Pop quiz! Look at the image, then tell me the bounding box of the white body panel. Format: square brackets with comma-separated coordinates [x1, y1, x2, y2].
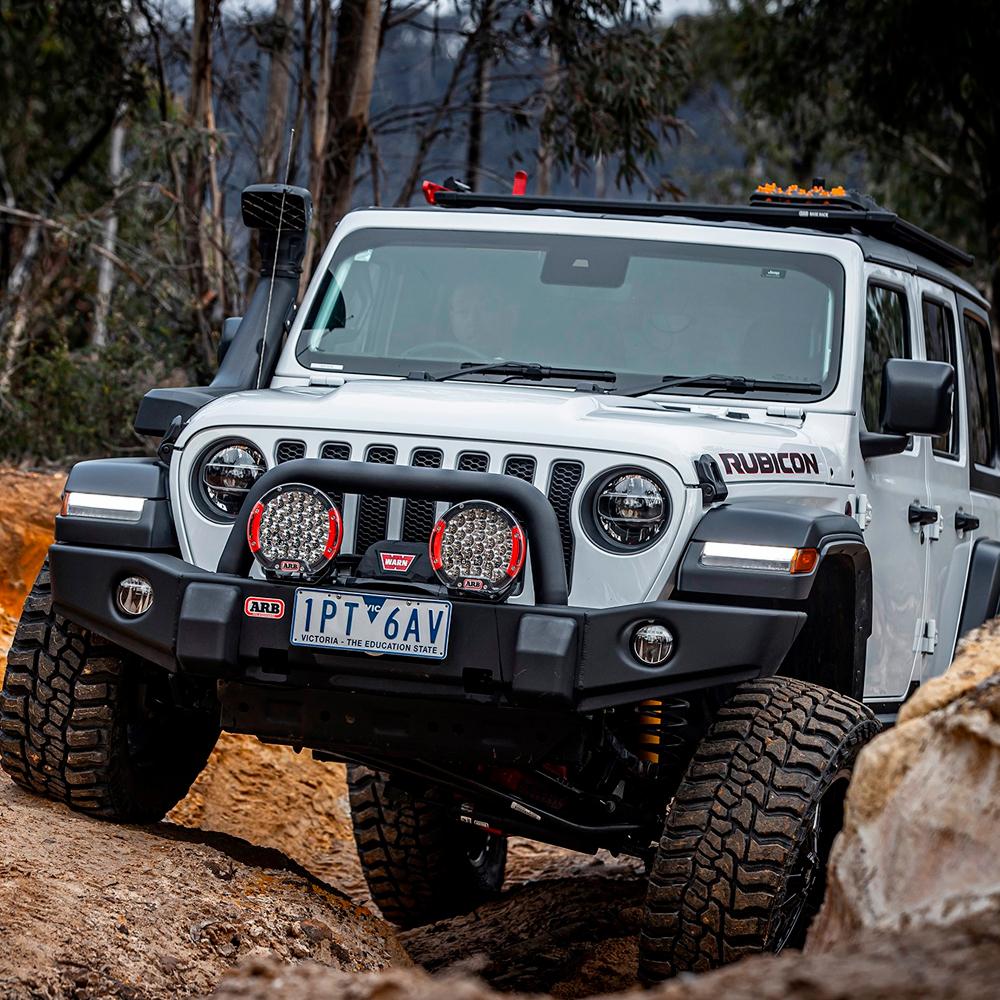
[166, 204, 999, 710]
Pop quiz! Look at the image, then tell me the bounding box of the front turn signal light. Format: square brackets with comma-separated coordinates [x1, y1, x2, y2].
[700, 541, 819, 575]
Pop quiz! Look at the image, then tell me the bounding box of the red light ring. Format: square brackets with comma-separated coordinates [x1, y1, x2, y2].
[506, 524, 526, 578]
[246, 483, 343, 580]
[247, 501, 265, 553]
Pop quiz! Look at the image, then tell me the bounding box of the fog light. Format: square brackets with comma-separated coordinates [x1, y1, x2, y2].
[117, 576, 154, 616]
[631, 622, 674, 665]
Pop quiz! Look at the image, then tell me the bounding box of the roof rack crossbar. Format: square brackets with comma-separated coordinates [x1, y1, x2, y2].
[430, 191, 973, 270]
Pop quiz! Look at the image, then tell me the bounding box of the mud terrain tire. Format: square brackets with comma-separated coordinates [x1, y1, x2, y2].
[348, 765, 507, 926]
[0, 564, 219, 822]
[639, 677, 879, 982]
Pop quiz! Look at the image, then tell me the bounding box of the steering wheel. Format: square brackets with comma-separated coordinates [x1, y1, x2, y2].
[400, 341, 491, 361]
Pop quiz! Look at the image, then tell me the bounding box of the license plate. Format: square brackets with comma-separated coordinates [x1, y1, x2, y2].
[290, 589, 451, 660]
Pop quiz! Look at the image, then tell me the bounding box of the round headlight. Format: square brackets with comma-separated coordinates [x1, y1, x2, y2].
[429, 500, 526, 596]
[587, 469, 669, 550]
[247, 482, 343, 580]
[198, 440, 267, 518]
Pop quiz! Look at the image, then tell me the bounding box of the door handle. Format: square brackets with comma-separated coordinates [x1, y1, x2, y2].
[955, 510, 980, 533]
[908, 503, 939, 526]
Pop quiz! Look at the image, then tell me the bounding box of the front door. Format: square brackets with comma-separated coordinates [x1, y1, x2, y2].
[856, 270, 927, 701]
[917, 280, 973, 681]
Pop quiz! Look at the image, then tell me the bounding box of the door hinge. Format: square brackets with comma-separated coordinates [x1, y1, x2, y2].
[849, 493, 872, 531]
[913, 618, 939, 655]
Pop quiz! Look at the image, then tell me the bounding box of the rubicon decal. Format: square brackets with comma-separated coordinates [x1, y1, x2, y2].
[717, 450, 823, 477]
[244, 596, 286, 619]
[379, 552, 417, 573]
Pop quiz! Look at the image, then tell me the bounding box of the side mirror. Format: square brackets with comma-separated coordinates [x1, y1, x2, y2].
[218, 316, 242, 366]
[861, 358, 955, 458]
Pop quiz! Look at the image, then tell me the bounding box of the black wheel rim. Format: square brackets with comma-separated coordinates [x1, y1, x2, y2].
[771, 774, 848, 952]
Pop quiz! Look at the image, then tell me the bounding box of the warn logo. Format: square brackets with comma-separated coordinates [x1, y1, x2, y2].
[718, 451, 821, 477]
[244, 596, 286, 619]
[379, 552, 416, 573]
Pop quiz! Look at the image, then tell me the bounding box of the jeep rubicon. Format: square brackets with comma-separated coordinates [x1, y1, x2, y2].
[5, 179, 999, 981]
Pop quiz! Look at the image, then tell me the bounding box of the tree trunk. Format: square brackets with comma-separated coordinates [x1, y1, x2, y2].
[536, 43, 560, 196]
[182, 0, 221, 369]
[466, 0, 495, 192]
[248, 0, 298, 297]
[0, 220, 42, 399]
[303, 0, 333, 282]
[92, 110, 126, 348]
[318, 0, 381, 241]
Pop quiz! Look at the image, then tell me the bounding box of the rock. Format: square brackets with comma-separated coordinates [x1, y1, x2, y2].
[808, 652, 1000, 949]
[0, 774, 407, 998]
[209, 919, 1000, 1000]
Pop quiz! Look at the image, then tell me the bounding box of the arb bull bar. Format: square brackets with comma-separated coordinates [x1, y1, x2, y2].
[49, 459, 805, 763]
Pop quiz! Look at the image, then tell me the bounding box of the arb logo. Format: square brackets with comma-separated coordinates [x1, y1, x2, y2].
[461, 578, 485, 591]
[277, 559, 302, 574]
[244, 596, 286, 619]
[379, 552, 416, 573]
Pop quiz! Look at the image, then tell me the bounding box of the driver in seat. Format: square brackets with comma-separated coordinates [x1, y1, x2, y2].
[446, 280, 520, 359]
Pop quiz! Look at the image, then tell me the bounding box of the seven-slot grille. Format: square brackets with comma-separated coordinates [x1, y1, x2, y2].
[275, 439, 306, 463]
[305, 443, 581, 588]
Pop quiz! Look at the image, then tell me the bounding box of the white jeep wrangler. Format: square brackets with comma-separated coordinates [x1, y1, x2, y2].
[4, 180, 997, 980]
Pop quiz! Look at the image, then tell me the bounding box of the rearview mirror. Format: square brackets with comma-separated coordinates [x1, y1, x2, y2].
[861, 358, 954, 458]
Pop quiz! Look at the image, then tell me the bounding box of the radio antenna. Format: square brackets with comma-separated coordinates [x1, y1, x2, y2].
[255, 127, 296, 390]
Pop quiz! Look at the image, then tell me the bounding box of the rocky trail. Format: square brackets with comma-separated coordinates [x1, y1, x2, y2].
[1, 466, 999, 998]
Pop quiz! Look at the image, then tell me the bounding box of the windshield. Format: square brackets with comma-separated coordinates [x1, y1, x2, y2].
[296, 228, 845, 398]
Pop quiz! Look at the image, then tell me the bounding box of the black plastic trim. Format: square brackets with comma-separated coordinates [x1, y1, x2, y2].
[63, 457, 169, 498]
[56, 458, 178, 551]
[134, 386, 233, 437]
[678, 501, 865, 601]
[958, 538, 1000, 638]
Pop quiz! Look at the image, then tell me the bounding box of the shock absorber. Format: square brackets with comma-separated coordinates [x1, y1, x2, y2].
[635, 697, 691, 766]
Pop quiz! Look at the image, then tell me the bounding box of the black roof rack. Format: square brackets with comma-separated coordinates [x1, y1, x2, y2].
[429, 189, 974, 271]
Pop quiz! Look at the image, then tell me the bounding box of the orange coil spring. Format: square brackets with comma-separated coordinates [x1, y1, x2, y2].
[635, 698, 690, 765]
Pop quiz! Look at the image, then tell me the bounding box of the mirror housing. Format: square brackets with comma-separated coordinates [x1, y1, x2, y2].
[218, 316, 242, 366]
[861, 359, 955, 459]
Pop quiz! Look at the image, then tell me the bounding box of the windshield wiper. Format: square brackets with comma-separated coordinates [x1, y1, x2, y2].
[416, 361, 618, 384]
[619, 373, 823, 398]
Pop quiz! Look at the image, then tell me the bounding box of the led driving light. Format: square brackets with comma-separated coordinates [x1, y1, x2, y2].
[62, 492, 146, 522]
[631, 622, 674, 665]
[700, 541, 819, 574]
[247, 482, 343, 580]
[429, 500, 526, 596]
[116, 576, 154, 616]
[588, 470, 669, 550]
[198, 440, 267, 518]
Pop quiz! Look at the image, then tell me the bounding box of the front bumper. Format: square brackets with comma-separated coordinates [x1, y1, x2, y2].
[49, 543, 805, 715]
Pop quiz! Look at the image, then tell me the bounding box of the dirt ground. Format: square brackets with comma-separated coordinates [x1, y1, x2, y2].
[3, 465, 1000, 998]
[0, 466, 64, 674]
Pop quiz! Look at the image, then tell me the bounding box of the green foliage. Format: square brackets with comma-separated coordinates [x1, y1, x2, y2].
[542, 12, 688, 192]
[710, 0, 1000, 301]
[3, 337, 173, 463]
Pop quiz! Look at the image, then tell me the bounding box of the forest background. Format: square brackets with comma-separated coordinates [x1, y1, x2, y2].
[1, 0, 997, 462]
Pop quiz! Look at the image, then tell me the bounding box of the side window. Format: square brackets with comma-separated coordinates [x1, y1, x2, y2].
[922, 298, 959, 457]
[962, 312, 998, 469]
[864, 283, 910, 433]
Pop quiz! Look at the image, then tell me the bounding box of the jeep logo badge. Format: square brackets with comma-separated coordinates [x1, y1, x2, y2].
[379, 552, 417, 573]
[244, 596, 286, 619]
